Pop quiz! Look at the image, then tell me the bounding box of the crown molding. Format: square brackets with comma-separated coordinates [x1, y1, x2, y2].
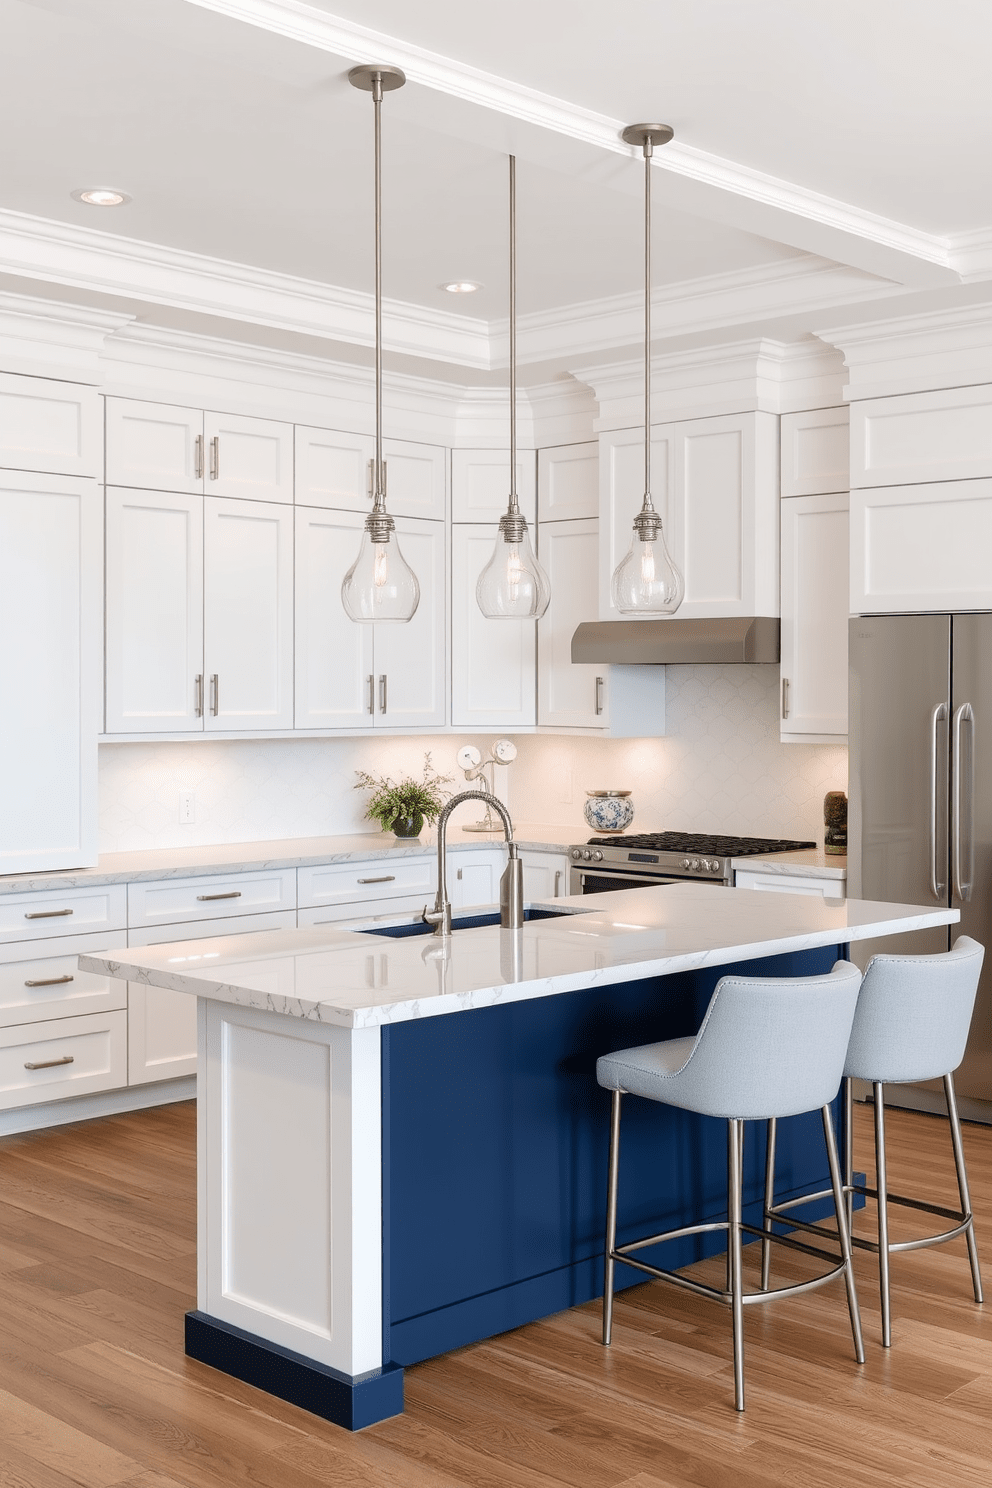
[814, 300, 992, 399]
[0, 289, 134, 380]
[947, 227, 992, 283]
[186, 0, 957, 277]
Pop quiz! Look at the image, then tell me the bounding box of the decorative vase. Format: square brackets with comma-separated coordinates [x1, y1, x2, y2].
[584, 790, 635, 834]
[391, 812, 424, 838]
[823, 791, 847, 855]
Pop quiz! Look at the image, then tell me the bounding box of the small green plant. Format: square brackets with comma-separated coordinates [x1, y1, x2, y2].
[354, 753, 454, 835]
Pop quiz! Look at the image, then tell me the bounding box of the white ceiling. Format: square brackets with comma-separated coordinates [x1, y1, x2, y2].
[3, 0, 992, 375]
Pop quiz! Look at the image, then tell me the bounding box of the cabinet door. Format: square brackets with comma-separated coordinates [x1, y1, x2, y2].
[780, 494, 849, 740]
[781, 408, 849, 498]
[450, 525, 536, 729]
[295, 425, 375, 512]
[373, 517, 446, 729]
[599, 426, 676, 621]
[451, 448, 536, 523]
[449, 850, 504, 908]
[105, 488, 204, 733]
[851, 478, 992, 614]
[106, 398, 203, 493]
[519, 850, 569, 901]
[538, 442, 598, 522]
[203, 497, 294, 730]
[295, 506, 374, 729]
[203, 411, 293, 504]
[538, 519, 605, 728]
[0, 374, 100, 478]
[382, 438, 446, 520]
[0, 472, 100, 873]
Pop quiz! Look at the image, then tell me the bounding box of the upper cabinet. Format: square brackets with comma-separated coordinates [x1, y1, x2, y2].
[599, 412, 779, 621]
[780, 408, 850, 498]
[780, 493, 850, 742]
[296, 426, 445, 521]
[451, 448, 536, 523]
[106, 397, 292, 503]
[0, 374, 101, 479]
[537, 442, 598, 522]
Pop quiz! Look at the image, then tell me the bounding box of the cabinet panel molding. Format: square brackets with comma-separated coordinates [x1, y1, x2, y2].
[0, 374, 100, 478]
[106, 397, 203, 494]
[852, 478, 992, 613]
[203, 411, 293, 504]
[295, 425, 375, 512]
[781, 407, 850, 498]
[780, 493, 849, 741]
[852, 386, 992, 489]
[451, 448, 536, 524]
[538, 442, 598, 522]
[450, 524, 536, 728]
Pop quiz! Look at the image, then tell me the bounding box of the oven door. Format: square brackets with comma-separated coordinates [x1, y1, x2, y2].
[570, 866, 686, 894]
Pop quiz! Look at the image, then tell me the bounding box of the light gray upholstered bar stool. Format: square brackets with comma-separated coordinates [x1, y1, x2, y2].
[762, 936, 984, 1347]
[597, 960, 865, 1412]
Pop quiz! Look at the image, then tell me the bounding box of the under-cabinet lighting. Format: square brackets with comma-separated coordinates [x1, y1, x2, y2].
[71, 187, 130, 206]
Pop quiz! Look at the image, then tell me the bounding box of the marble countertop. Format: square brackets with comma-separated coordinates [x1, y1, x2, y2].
[731, 849, 846, 879]
[79, 884, 956, 1031]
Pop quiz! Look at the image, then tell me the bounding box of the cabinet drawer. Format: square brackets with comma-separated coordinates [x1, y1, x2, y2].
[0, 885, 127, 946]
[734, 870, 845, 898]
[298, 858, 435, 910]
[0, 1011, 127, 1111]
[127, 870, 296, 930]
[298, 894, 431, 928]
[0, 931, 127, 1028]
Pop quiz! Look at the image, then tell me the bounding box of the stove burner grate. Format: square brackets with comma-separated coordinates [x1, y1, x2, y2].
[587, 832, 817, 856]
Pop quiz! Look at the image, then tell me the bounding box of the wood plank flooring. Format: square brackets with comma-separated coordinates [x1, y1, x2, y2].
[1, 1098, 990, 1487]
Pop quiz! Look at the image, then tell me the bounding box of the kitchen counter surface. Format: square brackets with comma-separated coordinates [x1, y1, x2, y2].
[731, 848, 847, 879]
[81, 883, 954, 1030]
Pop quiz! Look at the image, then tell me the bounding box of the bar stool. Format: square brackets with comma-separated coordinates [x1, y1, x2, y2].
[597, 960, 865, 1412]
[762, 935, 984, 1347]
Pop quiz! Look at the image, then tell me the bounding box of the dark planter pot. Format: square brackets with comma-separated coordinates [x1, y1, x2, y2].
[391, 813, 424, 839]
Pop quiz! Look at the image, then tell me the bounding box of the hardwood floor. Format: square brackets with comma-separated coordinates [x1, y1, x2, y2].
[1, 1098, 991, 1488]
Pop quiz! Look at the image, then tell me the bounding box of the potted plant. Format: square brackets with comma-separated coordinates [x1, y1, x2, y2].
[354, 753, 454, 838]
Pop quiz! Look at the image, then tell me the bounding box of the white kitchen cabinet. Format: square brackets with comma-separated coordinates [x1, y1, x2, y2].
[451, 448, 536, 524]
[299, 856, 435, 915]
[0, 883, 126, 949]
[0, 931, 128, 1030]
[379, 439, 446, 521]
[0, 1011, 128, 1111]
[0, 373, 100, 478]
[126, 908, 297, 1085]
[295, 508, 445, 730]
[127, 868, 296, 932]
[203, 497, 295, 731]
[780, 493, 849, 741]
[450, 524, 536, 729]
[106, 397, 204, 493]
[850, 384, 992, 489]
[538, 442, 598, 521]
[519, 849, 569, 901]
[0, 471, 100, 873]
[734, 868, 845, 899]
[599, 412, 778, 621]
[449, 848, 505, 908]
[295, 427, 445, 520]
[780, 408, 850, 498]
[538, 518, 604, 729]
[202, 411, 293, 504]
[851, 478, 992, 614]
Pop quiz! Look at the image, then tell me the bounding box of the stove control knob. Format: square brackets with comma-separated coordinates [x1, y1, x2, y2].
[593, 850, 604, 862]
[711, 861, 722, 873]
[582, 849, 592, 861]
[681, 858, 691, 870]
[690, 858, 701, 872]
[571, 848, 581, 860]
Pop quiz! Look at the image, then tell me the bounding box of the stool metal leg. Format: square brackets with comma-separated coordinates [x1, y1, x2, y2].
[843, 1076, 854, 1235]
[873, 1081, 892, 1347]
[944, 1072, 983, 1305]
[761, 1117, 777, 1291]
[821, 1102, 865, 1364]
[603, 1088, 622, 1345]
[727, 1121, 744, 1294]
[728, 1118, 745, 1412]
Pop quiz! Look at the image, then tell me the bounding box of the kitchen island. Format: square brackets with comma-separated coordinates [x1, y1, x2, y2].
[81, 884, 957, 1429]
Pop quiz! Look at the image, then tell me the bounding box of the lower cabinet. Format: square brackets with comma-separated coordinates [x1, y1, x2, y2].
[449, 848, 505, 908]
[734, 868, 845, 899]
[519, 849, 570, 901]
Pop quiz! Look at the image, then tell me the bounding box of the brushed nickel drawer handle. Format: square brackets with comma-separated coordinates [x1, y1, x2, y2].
[196, 891, 242, 901]
[357, 875, 395, 885]
[194, 433, 204, 480]
[24, 1055, 74, 1071]
[210, 674, 219, 716]
[195, 673, 203, 717]
[210, 435, 219, 480]
[25, 908, 73, 920]
[24, 974, 74, 988]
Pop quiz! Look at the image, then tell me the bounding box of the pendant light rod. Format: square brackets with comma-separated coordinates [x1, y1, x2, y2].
[509, 154, 517, 513]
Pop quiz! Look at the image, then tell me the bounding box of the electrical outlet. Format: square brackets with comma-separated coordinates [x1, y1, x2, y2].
[179, 790, 195, 824]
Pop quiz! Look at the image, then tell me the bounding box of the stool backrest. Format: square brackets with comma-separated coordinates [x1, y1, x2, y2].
[676, 961, 863, 1120]
[844, 935, 984, 1084]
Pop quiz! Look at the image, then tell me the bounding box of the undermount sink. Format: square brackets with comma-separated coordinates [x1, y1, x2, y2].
[357, 907, 569, 939]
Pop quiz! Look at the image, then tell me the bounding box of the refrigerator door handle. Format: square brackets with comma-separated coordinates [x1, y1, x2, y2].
[952, 702, 975, 903]
[930, 701, 949, 900]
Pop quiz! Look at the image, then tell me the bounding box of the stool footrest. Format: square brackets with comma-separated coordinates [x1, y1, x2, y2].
[767, 1186, 974, 1256]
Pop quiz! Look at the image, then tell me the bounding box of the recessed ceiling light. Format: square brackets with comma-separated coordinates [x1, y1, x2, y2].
[71, 187, 131, 207]
[440, 280, 482, 294]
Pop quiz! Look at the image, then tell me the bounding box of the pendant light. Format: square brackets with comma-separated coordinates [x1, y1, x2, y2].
[476, 156, 550, 620]
[341, 66, 420, 624]
[610, 124, 684, 617]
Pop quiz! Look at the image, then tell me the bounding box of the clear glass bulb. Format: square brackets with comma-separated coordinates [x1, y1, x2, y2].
[611, 519, 684, 615]
[476, 520, 550, 619]
[341, 528, 420, 623]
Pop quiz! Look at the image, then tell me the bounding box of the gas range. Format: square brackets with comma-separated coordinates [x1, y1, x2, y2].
[567, 831, 817, 894]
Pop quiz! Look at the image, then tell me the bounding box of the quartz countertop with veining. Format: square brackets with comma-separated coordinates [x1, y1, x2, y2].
[79, 884, 956, 1031]
[731, 848, 847, 879]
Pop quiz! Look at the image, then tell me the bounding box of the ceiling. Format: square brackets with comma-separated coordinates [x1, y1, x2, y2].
[3, 0, 992, 378]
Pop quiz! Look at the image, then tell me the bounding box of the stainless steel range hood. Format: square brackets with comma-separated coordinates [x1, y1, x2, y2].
[570, 617, 780, 665]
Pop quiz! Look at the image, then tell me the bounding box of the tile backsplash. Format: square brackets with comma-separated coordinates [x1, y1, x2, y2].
[98, 666, 847, 853]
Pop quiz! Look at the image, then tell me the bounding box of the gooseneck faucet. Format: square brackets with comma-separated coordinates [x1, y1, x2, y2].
[423, 790, 523, 937]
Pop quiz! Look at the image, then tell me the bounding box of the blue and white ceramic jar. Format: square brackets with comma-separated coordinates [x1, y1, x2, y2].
[584, 790, 635, 834]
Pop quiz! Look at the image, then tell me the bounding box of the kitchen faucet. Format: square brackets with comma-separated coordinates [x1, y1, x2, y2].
[423, 790, 523, 937]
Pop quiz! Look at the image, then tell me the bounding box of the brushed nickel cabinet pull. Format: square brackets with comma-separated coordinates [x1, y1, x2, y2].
[196, 891, 242, 901]
[595, 676, 604, 716]
[379, 674, 387, 714]
[211, 674, 219, 716]
[367, 674, 375, 715]
[781, 677, 790, 719]
[554, 870, 562, 897]
[194, 673, 203, 717]
[210, 435, 219, 480]
[357, 875, 395, 885]
[25, 908, 73, 920]
[24, 974, 74, 988]
[194, 433, 204, 481]
[25, 1055, 74, 1071]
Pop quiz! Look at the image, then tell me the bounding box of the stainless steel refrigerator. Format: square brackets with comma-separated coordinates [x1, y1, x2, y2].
[849, 613, 992, 1120]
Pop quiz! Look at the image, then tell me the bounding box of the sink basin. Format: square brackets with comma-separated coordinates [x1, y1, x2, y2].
[358, 907, 569, 939]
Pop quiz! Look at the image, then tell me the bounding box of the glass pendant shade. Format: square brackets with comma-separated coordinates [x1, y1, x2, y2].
[476, 513, 550, 619]
[341, 520, 420, 623]
[611, 512, 684, 615]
